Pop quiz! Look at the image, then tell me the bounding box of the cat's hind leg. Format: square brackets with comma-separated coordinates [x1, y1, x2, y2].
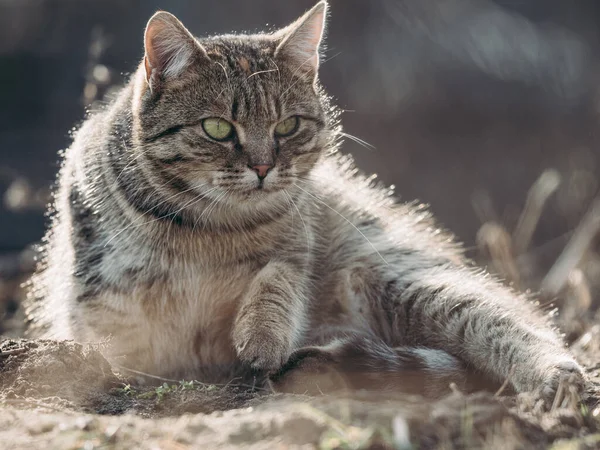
[353, 255, 586, 404]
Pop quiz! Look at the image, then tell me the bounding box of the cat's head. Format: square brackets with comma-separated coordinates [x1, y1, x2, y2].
[131, 1, 337, 207]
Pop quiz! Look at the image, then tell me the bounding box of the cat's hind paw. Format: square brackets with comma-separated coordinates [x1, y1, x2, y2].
[537, 360, 586, 408]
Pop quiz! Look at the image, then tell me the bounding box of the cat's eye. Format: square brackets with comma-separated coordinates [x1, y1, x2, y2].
[202, 118, 234, 141]
[274, 116, 300, 137]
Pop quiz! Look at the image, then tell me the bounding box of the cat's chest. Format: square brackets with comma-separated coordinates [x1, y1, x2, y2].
[98, 245, 260, 331]
[102, 236, 259, 294]
[93, 255, 258, 377]
[166, 263, 254, 317]
[144, 259, 256, 314]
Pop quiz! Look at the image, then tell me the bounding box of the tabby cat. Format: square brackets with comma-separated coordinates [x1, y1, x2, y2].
[27, 1, 584, 400]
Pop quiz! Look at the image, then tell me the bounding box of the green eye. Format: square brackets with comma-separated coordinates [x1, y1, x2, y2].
[274, 116, 300, 137]
[202, 118, 234, 141]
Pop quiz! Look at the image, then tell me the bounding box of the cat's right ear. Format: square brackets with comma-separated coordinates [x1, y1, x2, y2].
[144, 11, 207, 92]
[274, 1, 328, 80]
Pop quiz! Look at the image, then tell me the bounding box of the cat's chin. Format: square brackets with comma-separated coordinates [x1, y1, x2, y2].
[226, 186, 282, 201]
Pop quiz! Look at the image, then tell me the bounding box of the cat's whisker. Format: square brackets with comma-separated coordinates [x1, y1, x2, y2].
[214, 61, 232, 95]
[295, 175, 398, 219]
[106, 182, 206, 243]
[280, 54, 318, 102]
[284, 189, 310, 253]
[282, 188, 294, 231]
[205, 190, 230, 227]
[338, 131, 376, 151]
[167, 187, 216, 226]
[194, 189, 228, 231]
[105, 184, 217, 246]
[176, 187, 221, 226]
[321, 51, 342, 65]
[109, 139, 162, 192]
[113, 185, 217, 243]
[293, 183, 389, 265]
[267, 57, 282, 91]
[246, 68, 278, 80]
[111, 138, 142, 189]
[213, 85, 229, 103]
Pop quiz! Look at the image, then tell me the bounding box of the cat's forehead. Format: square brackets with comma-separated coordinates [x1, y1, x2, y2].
[184, 35, 317, 122]
[201, 35, 277, 74]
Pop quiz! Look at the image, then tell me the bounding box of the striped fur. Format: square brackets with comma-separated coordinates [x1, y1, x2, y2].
[26, 2, 584, 399]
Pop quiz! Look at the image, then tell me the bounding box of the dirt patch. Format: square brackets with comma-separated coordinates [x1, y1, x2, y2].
[0, 339, 260, 418]
[0, 337, 599, 449]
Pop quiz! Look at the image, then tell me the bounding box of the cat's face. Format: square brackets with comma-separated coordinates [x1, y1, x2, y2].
[132, 2, 334, 208]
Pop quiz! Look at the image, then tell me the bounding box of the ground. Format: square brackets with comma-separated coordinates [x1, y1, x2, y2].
[0, 327, 599, 449]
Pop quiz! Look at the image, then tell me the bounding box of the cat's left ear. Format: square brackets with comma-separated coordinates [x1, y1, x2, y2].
[274, 1, 328, 79]
[144, 11, 208, 92]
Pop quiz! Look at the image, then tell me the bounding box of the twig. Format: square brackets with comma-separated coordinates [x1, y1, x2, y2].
[471, 190, 499, 224]
[513, 169, 561, 254]
[114, 364, 270, 392]
[449, 382, 462, 395]
[476, 222, 520, 286]
[541, 196, 600, 297]
[495, 365, 516, 397]
[0, 348, 27, 357]
[563, 268, 592, 314]
[1, 399, 74, 414]
[551, 379, 566, 412]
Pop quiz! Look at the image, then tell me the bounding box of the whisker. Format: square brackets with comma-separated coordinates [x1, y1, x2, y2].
[194, 190, 228, 231]
[110, 138, 145, 190]
[167, 187, 217, 226]
[338, 131, 376, 151]
[321, 51, 342, 65]
[105, 184, 217, 246]
[213, 85, 229, 103]
[280, 54, 318, 102]
[283, 188, 294, 230]
[293, 183, 389, 265]
[267, 57, 282, 91]
[295, 174, 399, 219]
[206, 190, 230, 227]
[214, 61, 232, 94]
[246, 68, 278, 80]
[284, 189, 310, 253]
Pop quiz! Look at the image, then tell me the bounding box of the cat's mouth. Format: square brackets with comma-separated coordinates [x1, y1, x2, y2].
[251, 177, 284, 193]
[236, 182, 284, 198]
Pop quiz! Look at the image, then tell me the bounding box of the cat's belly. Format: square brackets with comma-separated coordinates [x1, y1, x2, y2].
[72, 267, 255, 381]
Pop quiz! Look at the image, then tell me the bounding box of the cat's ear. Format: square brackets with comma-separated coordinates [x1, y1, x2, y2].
[144, 11, 207, 91]
[275, 1, 328, 79]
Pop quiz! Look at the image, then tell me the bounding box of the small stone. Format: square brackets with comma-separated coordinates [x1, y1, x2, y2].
[27, 420, 56, 435]
[25, 388, 39, 398]
[75, 416, 96, 431]
[5, 390, 17, 399]
[280, 416, 325, 445]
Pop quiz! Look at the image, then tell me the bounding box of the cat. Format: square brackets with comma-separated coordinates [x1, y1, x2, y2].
[26, 1, 584, 401]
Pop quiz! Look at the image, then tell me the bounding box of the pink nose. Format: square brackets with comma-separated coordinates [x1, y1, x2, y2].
[251, 164, 272, 179]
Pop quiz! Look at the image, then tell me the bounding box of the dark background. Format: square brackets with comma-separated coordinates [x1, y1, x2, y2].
[1, 0, 600, 262]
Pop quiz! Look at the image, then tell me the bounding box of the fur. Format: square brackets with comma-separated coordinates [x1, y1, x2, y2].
[26, 1, 584, 400]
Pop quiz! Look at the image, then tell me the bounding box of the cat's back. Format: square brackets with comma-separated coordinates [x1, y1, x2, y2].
[311, 153, 461, 259]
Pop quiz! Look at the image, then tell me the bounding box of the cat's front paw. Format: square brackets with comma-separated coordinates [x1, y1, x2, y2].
[232, 321, 292, 371]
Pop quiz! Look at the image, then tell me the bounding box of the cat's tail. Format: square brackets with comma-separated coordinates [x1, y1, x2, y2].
[269, 333, 498, 398]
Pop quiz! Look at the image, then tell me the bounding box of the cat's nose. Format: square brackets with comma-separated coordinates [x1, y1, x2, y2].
[250, 164, 273, 180]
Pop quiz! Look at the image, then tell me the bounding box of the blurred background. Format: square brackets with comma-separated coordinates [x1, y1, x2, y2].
[1, 0, 600, 338]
